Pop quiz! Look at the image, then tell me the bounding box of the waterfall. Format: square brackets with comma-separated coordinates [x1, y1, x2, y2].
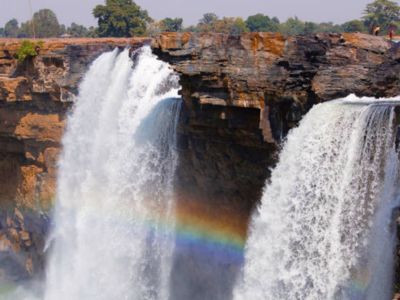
[44, 46, 182, 300]
[235, 100, 400, 300]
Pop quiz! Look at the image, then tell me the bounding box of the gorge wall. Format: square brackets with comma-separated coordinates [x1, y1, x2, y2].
[0, 38, 149, 282]
[0, 32, 400, 290]
[151, 32, 400, 296]
[151, 31, 400, 222]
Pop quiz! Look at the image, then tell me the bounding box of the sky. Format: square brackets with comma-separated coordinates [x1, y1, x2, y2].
[0, 0, 385, 28]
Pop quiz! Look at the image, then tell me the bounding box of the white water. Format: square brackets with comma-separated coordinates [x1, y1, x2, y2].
[235, 101, 400, 300]
[44, 46, 181, 300]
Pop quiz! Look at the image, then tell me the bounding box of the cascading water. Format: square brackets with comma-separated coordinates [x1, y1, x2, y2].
[44, 46, 182, 300]
[235, 99, 400, 300]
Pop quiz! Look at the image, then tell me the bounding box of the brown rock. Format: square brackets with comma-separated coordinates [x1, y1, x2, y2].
[0, 37, 150, 282]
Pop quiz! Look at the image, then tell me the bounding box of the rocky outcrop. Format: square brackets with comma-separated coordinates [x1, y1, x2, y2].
[152, 32, 400, 298]
[152, 32, 400, 142]
[0, 37, 149, 283]
[152, 31, 400, 210]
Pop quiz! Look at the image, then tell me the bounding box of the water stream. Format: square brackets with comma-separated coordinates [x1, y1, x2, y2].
[44, 46, 181, 300]
[235, 100, 400, 300]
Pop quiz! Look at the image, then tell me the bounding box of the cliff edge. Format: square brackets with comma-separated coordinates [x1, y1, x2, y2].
[0, 37, 149, 283]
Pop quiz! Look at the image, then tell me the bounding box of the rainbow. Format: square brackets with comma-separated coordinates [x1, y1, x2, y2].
[347, 269, 372, 299]
[58, 194, 249, 267]
[173, 201, 247, 266]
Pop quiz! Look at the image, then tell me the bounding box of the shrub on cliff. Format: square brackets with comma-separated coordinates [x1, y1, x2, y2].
[93, 0, 153, 37]
[15, 40, 44, 62]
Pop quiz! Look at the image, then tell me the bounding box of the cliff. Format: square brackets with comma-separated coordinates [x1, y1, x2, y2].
[0, 37, 149, 282]
[152, 32, 400, 297]
[1, 32, 399, 291]
[152, 32, 400, 141]
[151, 32, 400, 216]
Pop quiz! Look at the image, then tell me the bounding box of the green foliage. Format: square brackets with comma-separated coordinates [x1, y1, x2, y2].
[198, 13, 219, 26]
[362, 0, 400, 30]
[233, 17, 249, 34]
[213, 18, 235, 34]
[5, 19, 19, 38]
[161, 18, 183, 32]
[304, 22, 318, 34]
[317, 22, 343, 33]
[88, 26, 99, 38]
[0, 28, 5, 37]
[15, 40, 44, 62]
[272, 17, 280, 24]
[343, 20, 368, 33]
[182, 25, 197, 33]
[279, 16, 305, 35]
[33, 9, 61, 37]
[93, 0, 153, 37]
[18, 22, 32, 38]
[67, 23, 89, 37]
[246, 14, 278, 32]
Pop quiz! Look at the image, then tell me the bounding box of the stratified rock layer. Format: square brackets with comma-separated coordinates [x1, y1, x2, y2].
[0, 38, 149, 282]
[152, 32, 400, 298]
[152, 32, 400, 208]
[153, 32, 400, 141]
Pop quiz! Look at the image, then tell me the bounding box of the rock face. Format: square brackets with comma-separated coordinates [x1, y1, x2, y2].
[152, 32, 400, 298]
[152, 31, 400, 209]
[152, 32, 400, 141]
[0, 37, 149, 283]
[1, 32, 400, 293]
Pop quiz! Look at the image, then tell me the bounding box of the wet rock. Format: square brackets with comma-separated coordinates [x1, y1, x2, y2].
[0, 37, 150, 282]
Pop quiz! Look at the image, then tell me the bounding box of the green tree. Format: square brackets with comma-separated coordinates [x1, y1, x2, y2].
[279, 16, 305, 35]
[18, 22, 32, 38]
[88, 26, 99, 37]
[232, 17, 249, 34]
[146, 21, 163, 36]
[317, 22, 343, 33]
[60, 24, 66, 35]
[272, 17, 280, 24]
[161, 18, 183, 32]
[213, 18, 234, 33]
[5, 19, 19, 38]
[93, 0, 153, 37]
[304, 22, 318, 34]
[362, 0, 400, 30]
[182, 25, 197, 32]
[246, 14, 278, 32]
[33, 9, 61, 37]
[198, 13, 219, 26]
[67, 23, 89, 37]
[343, 20, 368, 33]
[0, 28, 4, 37]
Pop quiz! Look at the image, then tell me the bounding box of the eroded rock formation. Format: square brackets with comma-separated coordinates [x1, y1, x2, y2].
[1, 32, 400, 293]
[0, 38, 149, 282]
[152, 32, 400, 297]
[152, 32, 400, 219]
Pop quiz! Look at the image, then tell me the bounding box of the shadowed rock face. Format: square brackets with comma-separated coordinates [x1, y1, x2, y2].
[152, 32, 400, 298]
[0, 38, 149, 283]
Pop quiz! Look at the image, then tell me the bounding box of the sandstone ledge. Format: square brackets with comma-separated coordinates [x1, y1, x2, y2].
[152, 32, 400, 142]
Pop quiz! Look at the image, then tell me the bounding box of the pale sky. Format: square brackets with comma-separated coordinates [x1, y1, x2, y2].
[0, 0, 386, 28]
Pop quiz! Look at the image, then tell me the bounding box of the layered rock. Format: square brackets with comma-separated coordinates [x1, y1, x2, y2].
[152, 32, 400, 141]
[152, 32, 400, 219]
[152, 32, 400, 298]
[0, 37, 149, 283]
